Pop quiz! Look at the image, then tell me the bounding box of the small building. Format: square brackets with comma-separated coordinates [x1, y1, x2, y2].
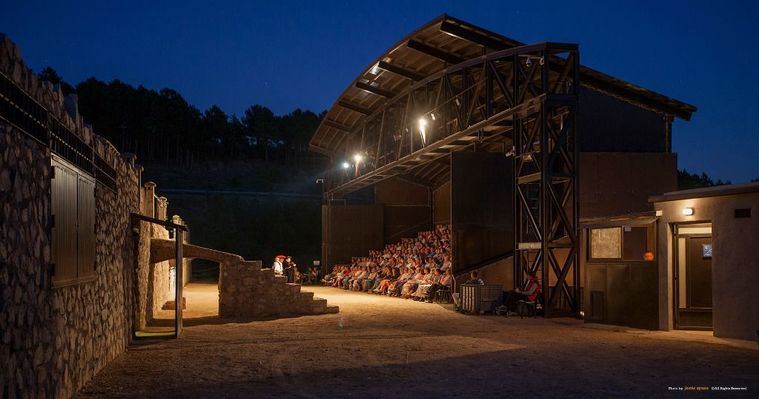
[582, 183, 759, 341]
[651, 183, 759, 341]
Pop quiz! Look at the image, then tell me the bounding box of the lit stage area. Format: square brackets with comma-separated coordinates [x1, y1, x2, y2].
[80, 285, 758, 398]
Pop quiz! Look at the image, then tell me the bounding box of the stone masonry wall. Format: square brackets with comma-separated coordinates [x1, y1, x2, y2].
[134, 183, 192, 329]
[151, 197, 173, 314]
[219, 261, 334, 318]
[0, 35, 142, 398]
[0, 119, 54, 398]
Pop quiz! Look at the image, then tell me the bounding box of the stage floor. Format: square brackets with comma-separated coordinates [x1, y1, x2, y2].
[82, 286, 758, 398]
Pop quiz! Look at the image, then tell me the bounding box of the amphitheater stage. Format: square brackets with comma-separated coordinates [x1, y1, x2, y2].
[80, 286, 758, 398]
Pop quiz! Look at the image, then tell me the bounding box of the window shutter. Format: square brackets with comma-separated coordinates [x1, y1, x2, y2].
[52, 161, 79, 286]
[77, 176, 96, 279]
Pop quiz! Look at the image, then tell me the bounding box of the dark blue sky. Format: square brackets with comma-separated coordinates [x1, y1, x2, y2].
[3, 0, 758, 182]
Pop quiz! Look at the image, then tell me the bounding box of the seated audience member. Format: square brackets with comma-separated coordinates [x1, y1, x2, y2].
[374, 267, 397, 294]
[413, 268, 439, 300]
[388, 267, 411, 296]
[427, 268, 452, 301]
[309, 267, 320, 284]
[346, 266, 362, 290]
[441, 254, 452, 271]
[352, 266, 369, 291]
[321, 267, 337, 285]
[401, 267, 427, 298]
[503, 271, 541, 312]
[363, 267, 379, 291]
[336, 267, 351, 288]
[464, 271, 484, 285]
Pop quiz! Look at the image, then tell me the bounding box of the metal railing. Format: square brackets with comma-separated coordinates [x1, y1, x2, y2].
[0, 71, 118, 192]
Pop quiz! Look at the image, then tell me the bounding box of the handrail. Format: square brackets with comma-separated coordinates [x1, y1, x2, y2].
[130, 213, 188, 231]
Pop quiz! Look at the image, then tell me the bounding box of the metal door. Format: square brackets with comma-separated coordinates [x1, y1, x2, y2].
[673, 224, 713, 329]
[686, 236, 712, 309]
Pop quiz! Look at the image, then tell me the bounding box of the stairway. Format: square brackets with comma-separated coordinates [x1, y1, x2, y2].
[149, 238, 338, 318]
[218, 260, 338, 318]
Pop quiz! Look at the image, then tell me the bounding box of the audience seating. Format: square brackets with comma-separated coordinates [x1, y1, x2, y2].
[320, 225, 453, 304]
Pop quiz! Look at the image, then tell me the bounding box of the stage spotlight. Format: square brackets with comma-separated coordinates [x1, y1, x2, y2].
[341, 161, 351, 169]
[353, 153, 364, 163]
[418, 117, 428, 145]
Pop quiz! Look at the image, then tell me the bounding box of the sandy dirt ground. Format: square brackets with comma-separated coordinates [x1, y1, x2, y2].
[78, 284, 758, 398]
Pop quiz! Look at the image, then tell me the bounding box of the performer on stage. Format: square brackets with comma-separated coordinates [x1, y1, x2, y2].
[273, 256, 284, 276]
[284, 256, 296, 283]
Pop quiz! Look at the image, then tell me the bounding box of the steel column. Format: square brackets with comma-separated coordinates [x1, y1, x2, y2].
[175, 229, 183, 338]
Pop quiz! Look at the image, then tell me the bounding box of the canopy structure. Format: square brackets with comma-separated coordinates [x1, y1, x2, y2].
[312, 15, 695, 317]
[311, 14, 696, 175]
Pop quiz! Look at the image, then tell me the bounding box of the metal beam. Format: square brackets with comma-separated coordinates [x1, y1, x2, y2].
[323, 119, 353, 132]
[406, 39, 464, 64]
[328, 95, 543, 196]
[439, 20, 509, 50]
[337, 100, 372, 115]
[377, 61, 424, 81]
[355, 81, 396, 98]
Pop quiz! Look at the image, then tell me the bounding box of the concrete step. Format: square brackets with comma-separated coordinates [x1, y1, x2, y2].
[286, 283, 301, 294]
[311, 298, 327, 313]
[324, 305, 340, 314]
[299, 291, 314, 301]
[273, 275, 287, 284]
[161, 297, 186, 310]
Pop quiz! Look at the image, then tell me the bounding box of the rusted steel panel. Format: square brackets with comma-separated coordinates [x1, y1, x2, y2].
[321, 204, 383, 271]
[450, 152, 514, 276]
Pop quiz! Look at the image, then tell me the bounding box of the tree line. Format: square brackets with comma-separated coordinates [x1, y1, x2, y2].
[677, 169, 731, 190]
[38, 68, 748, 185]
[38, 67, 326, 168]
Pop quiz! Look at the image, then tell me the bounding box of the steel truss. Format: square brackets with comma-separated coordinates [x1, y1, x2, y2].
[326, 42, 580, 315]
[513, 80, 580, 317]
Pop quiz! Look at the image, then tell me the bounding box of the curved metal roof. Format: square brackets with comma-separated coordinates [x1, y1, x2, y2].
[310, 14, 696, 156]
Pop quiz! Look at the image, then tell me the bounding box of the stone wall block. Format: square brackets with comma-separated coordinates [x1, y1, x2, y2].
[1, 35, 143, 398]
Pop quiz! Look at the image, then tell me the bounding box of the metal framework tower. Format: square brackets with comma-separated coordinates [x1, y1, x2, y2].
[513, 50, 580, 317]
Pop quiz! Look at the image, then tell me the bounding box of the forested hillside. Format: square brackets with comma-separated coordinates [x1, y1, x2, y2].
[37, 67, 327, 272]
[39, 67, 326, 172]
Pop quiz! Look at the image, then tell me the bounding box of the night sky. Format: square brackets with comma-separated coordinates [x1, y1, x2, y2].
[3, 0, 758, 183]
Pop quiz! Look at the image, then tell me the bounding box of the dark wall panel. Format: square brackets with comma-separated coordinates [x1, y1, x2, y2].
[578, 87, 667, 153]
[451, 152, 514, 275]
[433, 181, 451, 225]
[374, 178, 429, 206]
[322, 205, 383, 272]
[383, 205, 431, 243]
[580, 152, 677, 219]
[584, 261, 659, 330]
